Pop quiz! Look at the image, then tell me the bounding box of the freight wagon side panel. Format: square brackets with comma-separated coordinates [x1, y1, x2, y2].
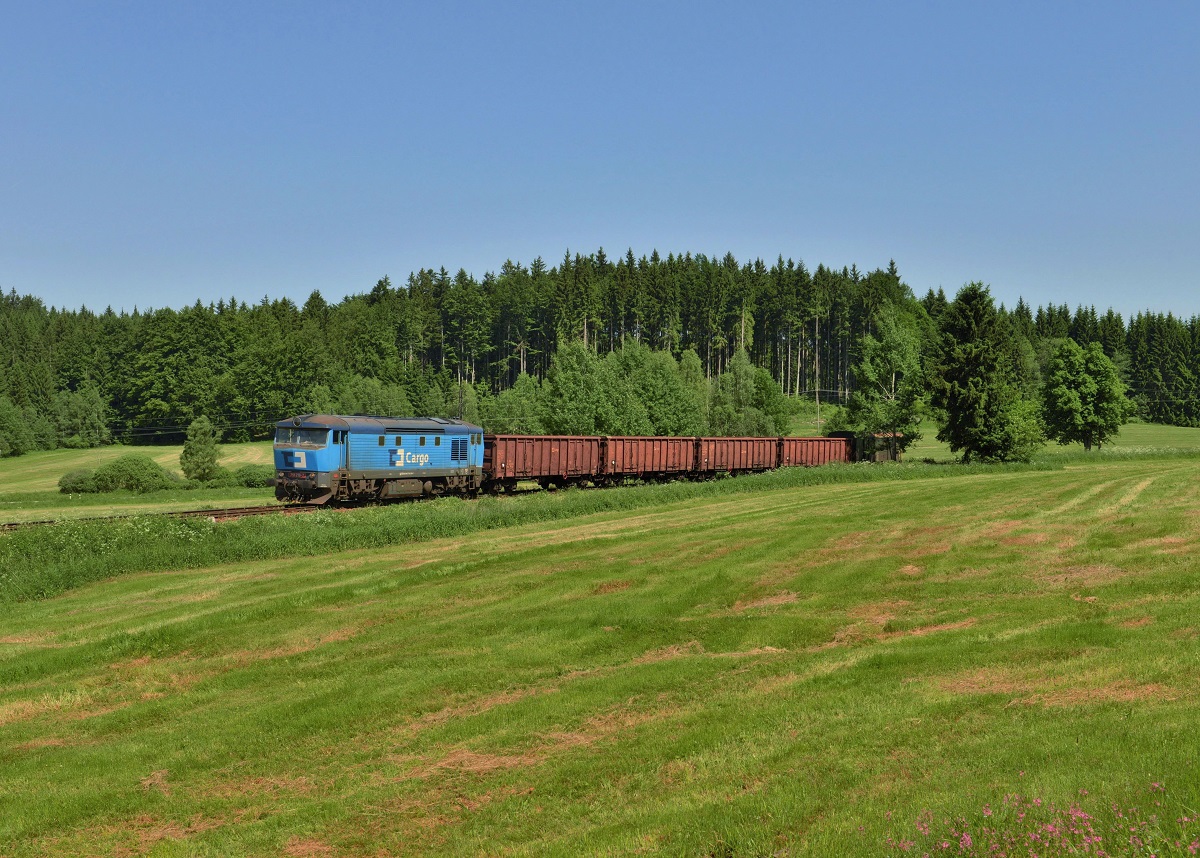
[485, 435, 602, 481]
[779, 437, 852, 467]
[604, 437, 694, 477]
[698, 437, 777, 473]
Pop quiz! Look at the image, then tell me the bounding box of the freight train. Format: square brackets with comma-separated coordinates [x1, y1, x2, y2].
[273, 414, 858, 505]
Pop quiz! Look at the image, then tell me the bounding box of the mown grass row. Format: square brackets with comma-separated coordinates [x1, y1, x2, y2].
[4, 453, 1200, 855]
[6, 448, 1200, 606]
[1, 458, 1053, 605]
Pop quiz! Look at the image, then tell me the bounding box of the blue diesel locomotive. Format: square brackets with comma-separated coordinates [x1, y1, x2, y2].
[274, 414, 485, 504]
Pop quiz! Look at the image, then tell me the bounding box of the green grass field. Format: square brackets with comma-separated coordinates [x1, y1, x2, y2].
[3, 442, 1200, 855]
[0, 442, 275, 523]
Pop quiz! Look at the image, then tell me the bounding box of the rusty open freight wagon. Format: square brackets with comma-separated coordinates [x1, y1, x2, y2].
[483, 435, 603, 491]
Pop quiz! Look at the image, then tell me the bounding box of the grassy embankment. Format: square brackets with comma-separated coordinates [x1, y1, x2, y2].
[3, 442, 1200, 855]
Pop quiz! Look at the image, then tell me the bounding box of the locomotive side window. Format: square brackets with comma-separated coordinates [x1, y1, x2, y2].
[378, 436, 385, 446]
[419, 436, 426, 446]
[434, 436, 441, 446]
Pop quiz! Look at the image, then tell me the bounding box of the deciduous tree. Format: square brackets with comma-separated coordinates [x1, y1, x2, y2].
[1042, 339, 1131, 451]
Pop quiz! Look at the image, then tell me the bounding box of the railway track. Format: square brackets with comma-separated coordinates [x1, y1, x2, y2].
[0, 503, 321, 531]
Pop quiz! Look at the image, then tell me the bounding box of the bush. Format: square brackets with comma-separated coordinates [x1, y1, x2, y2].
[234, 464, 276, 488]
[89, 454, 180, 493]
[58, 469, 98, 493]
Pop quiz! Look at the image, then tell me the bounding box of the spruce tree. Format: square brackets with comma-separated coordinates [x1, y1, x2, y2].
[180, 416, 222, 482]
[931, 283, 1040, 462]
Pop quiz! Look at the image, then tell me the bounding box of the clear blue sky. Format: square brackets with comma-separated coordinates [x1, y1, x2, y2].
[2, 1, 1196, 319]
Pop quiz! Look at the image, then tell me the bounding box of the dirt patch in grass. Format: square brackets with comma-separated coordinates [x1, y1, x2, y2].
[983, 520, 1023, 539]
[284, 835, 337, 857]
[112, 814, 224, 858]
[1127, 535, 1192, 555]
[206, 774, 315, 800]
[0, 632, 59, 645]
[64, 701, 132, 721]
[425, 748, 537, 774]
[0, 691, 95, 727]
[1038, 564, 1128, 588]
[731, 591, 798, 612]
[1032, 681, 1176, 707]
[942, 667, 1044, 696]
[813, 524, 956, 568]
[110, 655, 154, 670]
[634, 640, 705, 664]
[396, 687, 556, 737]
[709, 646, 788, 658]
[406, 704, 670, 781]
[849, 600, 911, 625]
[1001, 531, 1050, 547]
[898, 564, 923, 576]
[232, 625, 361, 663]
[932, 566, 995, 582]
[893, 525, 955, 557]
[940, 668, 1179, 707]
[141, 769, 172, 797]
[174, 588, 222, 604]
[592, 579, 633, 595]
[15, 736, 69, 750]
[1121, 617, 1154, 628]
[897, 618, 977, 637]
[32, 811, 226, 858]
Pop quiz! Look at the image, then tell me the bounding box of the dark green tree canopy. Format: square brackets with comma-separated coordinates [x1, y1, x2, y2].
[4, 252, 1200, 457]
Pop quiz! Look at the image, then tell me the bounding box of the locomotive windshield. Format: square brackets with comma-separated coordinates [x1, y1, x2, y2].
[275, 427, 328, 447]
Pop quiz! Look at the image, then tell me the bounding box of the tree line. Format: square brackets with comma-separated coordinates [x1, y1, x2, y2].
[0, 248, 1193, 459]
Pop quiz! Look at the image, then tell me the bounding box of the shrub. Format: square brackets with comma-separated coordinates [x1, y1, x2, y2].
[234, 464, 276, 488]
[90, 454, 180, 493]
[58, 468, 98, 493]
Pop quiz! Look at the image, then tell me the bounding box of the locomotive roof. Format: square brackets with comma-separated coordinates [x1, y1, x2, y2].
[278, 414, 483, 434]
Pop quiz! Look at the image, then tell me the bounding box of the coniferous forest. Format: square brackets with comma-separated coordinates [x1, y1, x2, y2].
[0, 248, 1195, 460]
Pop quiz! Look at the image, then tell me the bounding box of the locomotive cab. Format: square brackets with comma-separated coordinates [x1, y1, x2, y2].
[274, 416, 346, 504]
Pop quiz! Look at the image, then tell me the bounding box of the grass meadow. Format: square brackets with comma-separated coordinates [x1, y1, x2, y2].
[0, 442, 275, 524]
[3, 438, 1200, 855]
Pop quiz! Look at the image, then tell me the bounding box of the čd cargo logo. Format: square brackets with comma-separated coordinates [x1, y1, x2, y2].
[390, 447, 431, 467]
